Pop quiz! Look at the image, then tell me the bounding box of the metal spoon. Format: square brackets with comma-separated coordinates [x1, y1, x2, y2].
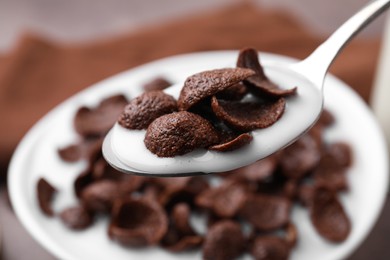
[103, 0, 390, 177]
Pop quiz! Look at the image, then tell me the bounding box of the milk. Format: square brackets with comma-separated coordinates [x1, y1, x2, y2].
[110, 65, 323, 175]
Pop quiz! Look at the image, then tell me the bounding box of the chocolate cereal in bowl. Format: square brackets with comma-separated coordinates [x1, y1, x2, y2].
[8, 48, 388, 260]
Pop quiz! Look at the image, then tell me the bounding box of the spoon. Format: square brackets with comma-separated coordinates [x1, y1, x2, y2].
[103, 0, 390, 177]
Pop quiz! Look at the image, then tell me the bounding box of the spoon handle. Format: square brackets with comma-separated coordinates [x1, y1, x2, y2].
[292, 0, 390, 88]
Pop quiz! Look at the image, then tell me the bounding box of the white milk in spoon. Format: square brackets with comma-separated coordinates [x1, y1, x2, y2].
[110, 65, 323, 175]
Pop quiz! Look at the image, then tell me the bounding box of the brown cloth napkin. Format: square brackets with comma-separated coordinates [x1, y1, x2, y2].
[0, 3, 380, 179]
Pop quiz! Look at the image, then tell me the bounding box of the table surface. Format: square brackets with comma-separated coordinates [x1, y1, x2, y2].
[0, 0, 388, 259]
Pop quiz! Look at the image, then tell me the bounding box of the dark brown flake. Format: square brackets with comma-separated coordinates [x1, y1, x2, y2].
[251, 236, 290, 260]
[196, 180, 248, 218]
[74, 94, 128, 137]
[279, 134, 321, 179]
[216, 82, 248, 101]
[118, 91, 177, 130]
[310, 186, 351, 242]
[312, 142, 353, 192]
[144, 111, 219, 157]
[143, 76, 172, 92]
[178, 68, 255, 111]
[211, 96, 286, 132]
[326, 142, 353, 168]
[74, 166, 94, 198]
[147, 176, 209, 207]
[317, 109, 335, 127]
[109, 197, 168, 247]
[60, 205, 94, 230]
[37, 178, 57, 217]
[92, 158, 125, 181]
[239, 194, 291, 231]
[297, 183, 316, 207]
[209, 132, 253, 152]
[221, 155, 278, 182]
[58, 144, 83, 162]
[237, 48, 297, 98]
[203, 220, 245, 260]
[58, 137, 103, 163]
[161, 203, 203, 252]
[80, 180, 121, 213]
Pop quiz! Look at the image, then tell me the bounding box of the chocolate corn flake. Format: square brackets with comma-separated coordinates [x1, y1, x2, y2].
[313, 168, 348, 192]
[311, 142, 353, 192]
[203, 220, 245, 260]
[57, 144, 83, 162]
[211, 96, 286, 132]
[178, 68, 255, 111]
[310, 186, 351, 242]
[90, 159, 146, 193]
[255, 170, 289, 196]
[72, 137, 104, 196]
[148, 176, 209, 207]
[297, 183, 315, 207]
[143, 77, 172, 92]
[118, 175, 147, 195]
[184, 177, 210, 196]
[86, 138, 105, 164]
[171, 203, 196, 235]
[213, 122, 243, 143]
[74, 167, 94, 198]
[58, 137, 104, 163]
[251, 236, 290, 260]
[200, 115, 248, 151]
[165, 235, 203, 252]
[237, 48, 297, 98]
[282, 180, 298, 200]
[196, 180, 248, 218]
[109, 197, 168, 247]
[209, 132, 253, 152]
[144, 111, 219, 157]
[162, 203, 203, 252]
[216, 82, 248, 101]
[60, 205, 94, 230]
[326, 142, 353, 168]
[221, 155, 278, 182]
[118, 91, 177, 130]
[74, 94, 128, 137]
[91, 158, 125, 181]
[239, 194, 291, 231]
[279, 134, 321, 179]
[317, 109, 335, 127]
[80, 180, 122, 213]
[150, 176, 193, 191]
[37, 178, 57, 217]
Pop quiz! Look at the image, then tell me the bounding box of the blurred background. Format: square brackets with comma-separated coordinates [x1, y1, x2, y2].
[0, 0, 385, 52]
[0, 0, 389, 259]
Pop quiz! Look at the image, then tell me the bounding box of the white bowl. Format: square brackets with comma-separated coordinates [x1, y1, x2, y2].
[8, 51, 389, 260]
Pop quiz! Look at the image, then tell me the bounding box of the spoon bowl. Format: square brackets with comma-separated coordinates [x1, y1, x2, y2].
[103, 0, 390, 176]
[103, 62, 323, 176]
